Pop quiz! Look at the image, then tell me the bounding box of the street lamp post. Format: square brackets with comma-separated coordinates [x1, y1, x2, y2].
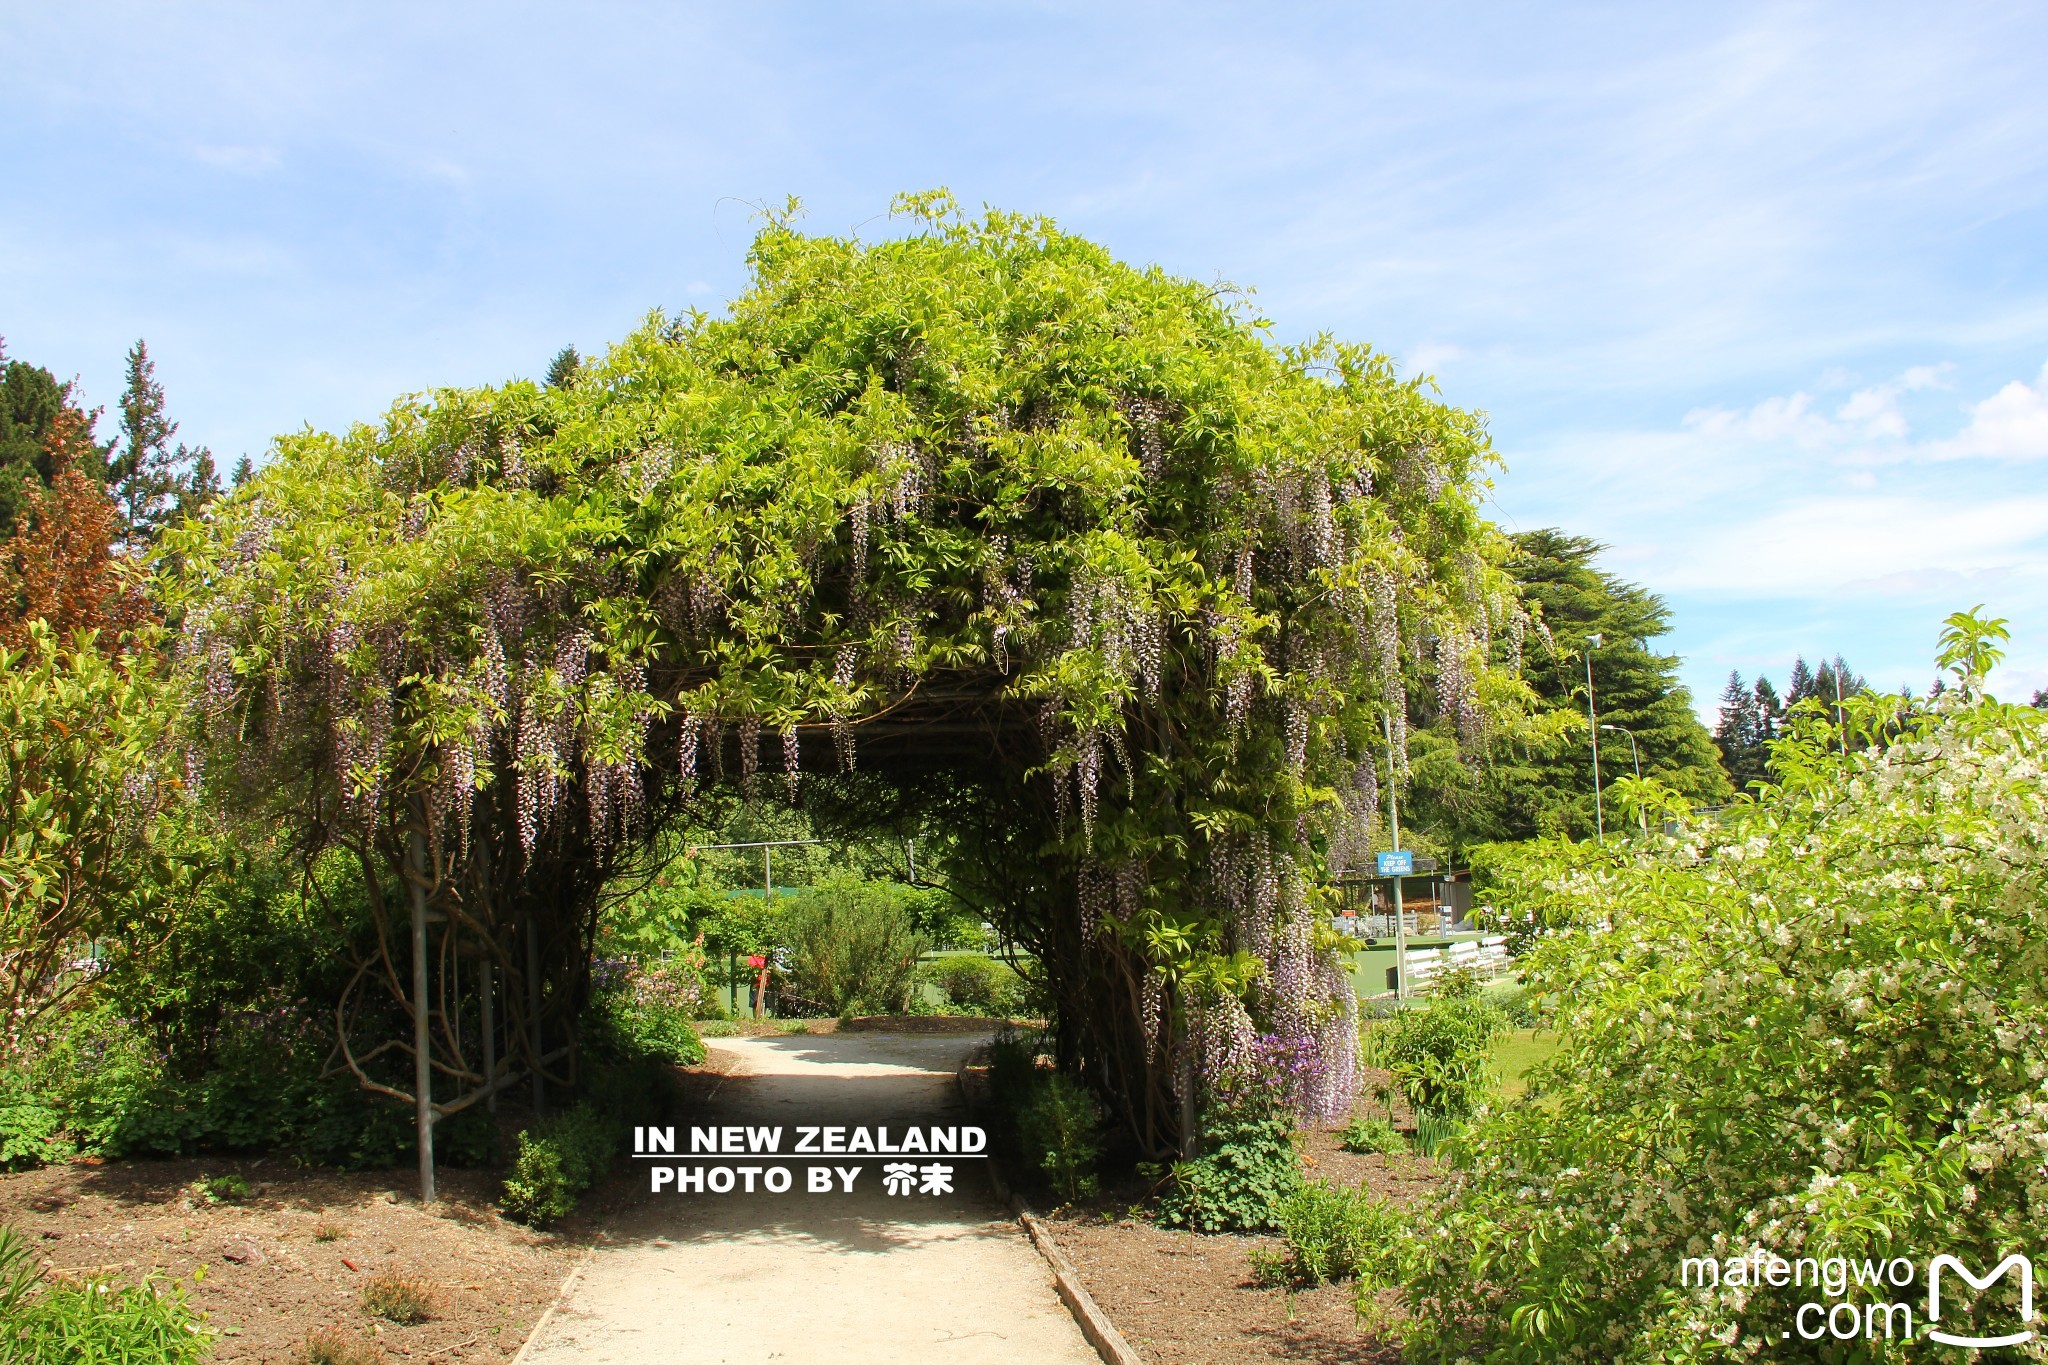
[1600, 723, 1642, 780]
[1601, 722, 1645, 834]
[1585, 633, 1604, 840]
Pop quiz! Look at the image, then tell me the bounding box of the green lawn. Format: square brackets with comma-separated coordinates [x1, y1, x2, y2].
[1494, 1028, 1561, 1099]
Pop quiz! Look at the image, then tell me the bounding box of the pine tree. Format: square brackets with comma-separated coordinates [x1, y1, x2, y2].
[1810, 655, 1865, 715]
[174, 443, 222, 519]
[1753, 677, 1783, 748]
[1713, 671, 1754, 784]
[230, 455, 254, 488]
[545, 345, 582, 389]
[1786, 656, 1815, 705]
[1402, 529, 1733, 845]
[111, 339, 180, 543]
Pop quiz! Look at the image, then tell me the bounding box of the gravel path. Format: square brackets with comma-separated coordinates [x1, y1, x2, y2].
[520, 1031, 1098, 1364]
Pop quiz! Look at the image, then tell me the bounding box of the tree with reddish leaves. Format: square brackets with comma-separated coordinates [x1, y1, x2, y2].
[0, 408, 149, 651]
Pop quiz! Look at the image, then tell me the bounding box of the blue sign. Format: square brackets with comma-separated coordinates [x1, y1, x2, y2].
[1376, 851, 1414, 877]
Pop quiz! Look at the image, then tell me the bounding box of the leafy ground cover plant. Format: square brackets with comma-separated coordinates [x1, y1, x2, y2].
[198, 1172, 250, 1203]
[1249, 1179, 1405, 1288]
[1337, 1114, 1407, 1156]
[1157, 1093, 1303, 1233]
[1403, 614, 2048, 1362]
[0, 1223, 212, 1363]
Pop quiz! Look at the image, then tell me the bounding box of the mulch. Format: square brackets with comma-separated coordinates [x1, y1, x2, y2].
[1035, 1080, 1443, 1364]
[0, 1157, 577, 1363]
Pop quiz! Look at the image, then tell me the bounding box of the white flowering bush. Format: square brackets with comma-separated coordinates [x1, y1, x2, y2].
[1404, 614, 2048, 1362]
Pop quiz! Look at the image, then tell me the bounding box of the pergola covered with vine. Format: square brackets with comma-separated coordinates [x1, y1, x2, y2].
[165, 196, 1524, 1196]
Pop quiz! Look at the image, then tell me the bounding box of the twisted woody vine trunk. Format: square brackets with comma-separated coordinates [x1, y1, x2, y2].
[161, 192, 1531, 1186]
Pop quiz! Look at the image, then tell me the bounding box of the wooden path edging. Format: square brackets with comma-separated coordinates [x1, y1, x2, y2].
[511, 1239, 595, 1365]
[958, 1063, 1147, 1365]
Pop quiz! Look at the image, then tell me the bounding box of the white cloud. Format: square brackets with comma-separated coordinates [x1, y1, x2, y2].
[1928, 361, 2048, 460]
[1678, 362, 2045, 465]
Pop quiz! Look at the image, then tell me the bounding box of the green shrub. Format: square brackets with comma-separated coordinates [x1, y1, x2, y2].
[585, 968, 707, 1068]
[1016, 1072, 1101, 1202]
[781, 874, 929, 1015]
[1337, 1115, 1406, 1156]
[0, 1224, 212, 1364]
[1157, 1099, 1302, 1233]
[1403, 624, 2048, 1359]
[985, 1026, 1042, 1104]
[917, 955, 1024, 1016]
[1256, 1179, 1405, 1286]
[0, 1094, 70, 1170]
[1363, 989, 1505, 1121]
[499, 1101, 624, 1227]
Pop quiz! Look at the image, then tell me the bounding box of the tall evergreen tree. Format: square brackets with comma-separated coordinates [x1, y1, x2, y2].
[1713, 670, 1768, 791]
[230, 455, 254, 488]
[1787, 656, 1814, 705]
[111, 339, 179, 542]
[545, 345, 582, 389]
[110, 339, 216, 543]
[1405, 529, 1732, 850]
[1752, 676, 1784, 748]
[175, 446, 223, 520]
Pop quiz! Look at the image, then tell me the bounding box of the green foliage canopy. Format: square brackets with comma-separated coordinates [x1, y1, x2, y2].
[1404, 529, 1729, 853]
[1404, 618, 2048, 1361]
[161, 195, 1523, 1151]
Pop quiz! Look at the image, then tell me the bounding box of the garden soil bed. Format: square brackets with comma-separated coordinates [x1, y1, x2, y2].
[0, 1157, 576, 1362]
[1041, 1108, 1443, 1364]
[0, 1058, 749, 1363]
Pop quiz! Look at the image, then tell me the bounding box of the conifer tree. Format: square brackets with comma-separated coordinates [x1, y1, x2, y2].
[1787, 656, 1815, 704]
[111, 339, 217, 542]
[1712, 670, 1764, 789]
[111, 340, 180, 543]
[545, 345, 582, 389]
[175, 444, 222, 519]
[1752, 676, 1783, 749]
[1404, 529, 1732, 846]
[230, 455, 254, 488]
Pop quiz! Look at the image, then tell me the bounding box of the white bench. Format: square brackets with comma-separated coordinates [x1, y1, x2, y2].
[1478, 935, 1511, 976]
[1404, 948, 1445, 989]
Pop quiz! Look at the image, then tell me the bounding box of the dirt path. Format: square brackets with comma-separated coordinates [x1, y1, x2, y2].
[520, 1031, 1097, 1364]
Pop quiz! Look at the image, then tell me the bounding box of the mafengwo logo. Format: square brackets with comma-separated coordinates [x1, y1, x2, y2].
[1928, 1254, 2034, 1350]
[1681, 1249, 2035, 1347]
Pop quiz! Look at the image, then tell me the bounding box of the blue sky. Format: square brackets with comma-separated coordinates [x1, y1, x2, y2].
[5, 2, 2045, 710]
